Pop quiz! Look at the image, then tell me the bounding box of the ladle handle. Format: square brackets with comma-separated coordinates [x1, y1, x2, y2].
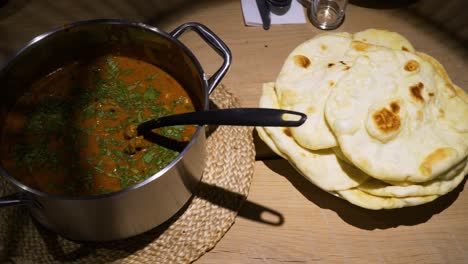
[0, 193, 27, 207]
[137, 108, 307, 135]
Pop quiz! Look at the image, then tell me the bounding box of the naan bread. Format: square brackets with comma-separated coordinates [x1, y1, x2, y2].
[258, 29, 467, 210]
[416, 52, 468, 103]
[332, 147, 352, 164]
[275, 29, 416, 151]
[337, 189, 438, 210]
[256, 127, 286, 159]
[358, 159, 467, 198]
[259, 83, 368, 191]
[325, 47, 468, 183]
[353, 28, 415, 52]
[275, 33, 351, 150]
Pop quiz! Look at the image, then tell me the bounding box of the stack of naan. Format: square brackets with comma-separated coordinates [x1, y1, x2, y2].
[257, 29, 468, 209]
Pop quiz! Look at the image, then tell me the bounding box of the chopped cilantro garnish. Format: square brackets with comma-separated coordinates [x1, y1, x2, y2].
[145, 74, 158, 81]
[142, 151, 155, 163]
[143, 87, 160, 100]
[7, 55, 194, 196]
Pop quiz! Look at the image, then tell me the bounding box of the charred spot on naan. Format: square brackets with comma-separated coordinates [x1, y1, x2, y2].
[284, 128, 293, 137]
[409, 82, 425, 102]
[280, 90, 299, 104]
[445, 82, 457, 96]
[352, 41, 371, 52]
[404, 60, 420, 72]
[307, 106, 316, 113]
[372, 107, 401, 134]
[365, 101, 405, 142]
[419, 148, 457, 176]
[390, 101, 400, 113]
[416, 52, 464, 99]
[438, 108, 445, 118]
[416, 110, 424, 121]
[293, 55, 311, 68]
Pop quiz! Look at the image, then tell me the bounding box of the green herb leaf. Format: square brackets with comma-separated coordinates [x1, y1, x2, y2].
[83, 106, 96, 118]
[112, 149, 125, 159]
[121, 68, 133, 75]
[145, 74, 158, 81]
[106, 172, 119, 178]
[127, 81, 141, 91]
[148, 168, 159, 176]
[143, 87, 160, 100]
[106, 57, 120, 79]
[160, 125, 185, 140]
[142, 151, 155, 163]
[137, 111, 144, 123]
[99, 186, 114, 194]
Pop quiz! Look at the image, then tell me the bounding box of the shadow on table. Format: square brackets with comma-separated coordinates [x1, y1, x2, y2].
[350, 0, 468, 47]
[396, 3, 468, 62]
[262, 159, 466, 230]
[253, 128, 281, 161]
[24, 195, 194, 263]
[297, 0, 420, 9]
[0, 0, 223, 61]
[16, 179, 284, 263]
[0, 0, 30, 18]
[369, 0, 468, 52]
[349, 0, 420, 9]
[196, 182, 285, 226]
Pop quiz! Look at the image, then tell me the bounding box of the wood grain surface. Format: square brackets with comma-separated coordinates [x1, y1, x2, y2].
[1, 0, 467, 263]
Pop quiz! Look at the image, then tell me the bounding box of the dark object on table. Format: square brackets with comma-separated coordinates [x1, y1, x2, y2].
[256, 0, 271, 30]
[0, 19, 232, 241]
[267, 0, 292, 15]
[137, 108, 307, 135]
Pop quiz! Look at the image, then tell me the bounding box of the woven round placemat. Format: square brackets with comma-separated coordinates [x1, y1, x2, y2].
[0, 84, 256, 264]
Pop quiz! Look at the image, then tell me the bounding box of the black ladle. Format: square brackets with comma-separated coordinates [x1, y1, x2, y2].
[137, 108, 306, 135]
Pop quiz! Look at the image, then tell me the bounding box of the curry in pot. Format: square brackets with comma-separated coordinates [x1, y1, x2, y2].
[0, 55, 197, 196]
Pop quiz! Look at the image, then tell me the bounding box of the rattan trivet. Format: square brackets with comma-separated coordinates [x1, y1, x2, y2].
[0, 84, 256, 264]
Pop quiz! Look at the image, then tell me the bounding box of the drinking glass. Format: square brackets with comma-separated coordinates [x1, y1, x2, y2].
[309, 0, 348, 30]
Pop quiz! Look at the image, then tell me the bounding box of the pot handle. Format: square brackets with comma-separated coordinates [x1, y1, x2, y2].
[170, 22, 232, 95]
[0, 192, 27, 207]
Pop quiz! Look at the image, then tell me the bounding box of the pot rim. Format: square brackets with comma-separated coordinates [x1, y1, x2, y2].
[0, 18, 210, 201]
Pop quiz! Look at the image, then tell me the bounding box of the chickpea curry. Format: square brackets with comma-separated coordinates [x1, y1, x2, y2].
[0, 55, 197, 196]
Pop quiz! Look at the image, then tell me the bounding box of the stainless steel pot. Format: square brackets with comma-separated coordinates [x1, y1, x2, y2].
[0, 19, 231, 241]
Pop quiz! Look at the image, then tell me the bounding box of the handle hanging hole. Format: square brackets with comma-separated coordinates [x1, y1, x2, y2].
[281, 113, 302, 121]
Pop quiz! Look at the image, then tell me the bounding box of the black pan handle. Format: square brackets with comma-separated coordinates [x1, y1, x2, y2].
[170, 22, 232, 95]
[137, 108, 307, 135]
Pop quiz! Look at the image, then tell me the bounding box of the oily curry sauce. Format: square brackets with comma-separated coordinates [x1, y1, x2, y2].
[0, 55, 197, 196]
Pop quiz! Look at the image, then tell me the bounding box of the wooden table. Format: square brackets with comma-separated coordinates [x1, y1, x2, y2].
[1, 1, 467, 263]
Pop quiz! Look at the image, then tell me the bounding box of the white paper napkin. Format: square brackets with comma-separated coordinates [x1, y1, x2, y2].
[241, 0, 307, 26]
